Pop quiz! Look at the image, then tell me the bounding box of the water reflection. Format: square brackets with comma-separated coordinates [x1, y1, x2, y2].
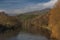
[7, 32, 48, 40]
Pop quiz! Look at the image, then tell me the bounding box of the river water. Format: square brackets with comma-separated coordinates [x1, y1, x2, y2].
[6, 32, 48, 40]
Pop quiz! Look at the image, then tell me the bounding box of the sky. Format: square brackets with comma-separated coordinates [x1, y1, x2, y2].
[0, 0, 58, 14]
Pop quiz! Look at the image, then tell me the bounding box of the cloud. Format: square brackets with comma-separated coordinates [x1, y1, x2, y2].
[0, 0, 58, 14]
[11, 0, 57, 14]
[0, 10, 7, 12]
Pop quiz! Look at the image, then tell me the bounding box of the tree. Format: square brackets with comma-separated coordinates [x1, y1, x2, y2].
[49, 0, 60, 40]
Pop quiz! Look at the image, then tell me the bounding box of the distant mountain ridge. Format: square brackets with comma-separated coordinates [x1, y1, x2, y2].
[18, 8, 50, 15]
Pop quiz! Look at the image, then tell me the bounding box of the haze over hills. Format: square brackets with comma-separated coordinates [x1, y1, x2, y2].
[2, 8, 50, 16]
[17, 8, 50, 19]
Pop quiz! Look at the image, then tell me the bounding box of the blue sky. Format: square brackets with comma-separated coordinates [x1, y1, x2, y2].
[0, 0, 50, 9]
[0, 0, 58, 14]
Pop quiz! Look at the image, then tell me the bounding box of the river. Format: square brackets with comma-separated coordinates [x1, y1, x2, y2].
[6, 32, 48, 40]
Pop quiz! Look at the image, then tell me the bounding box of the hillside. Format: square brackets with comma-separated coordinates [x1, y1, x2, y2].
[17, 9, 50, 32]
[17, 8, 50, 21]
[17, 9, 51, 39]
[0, 12, 21, 38]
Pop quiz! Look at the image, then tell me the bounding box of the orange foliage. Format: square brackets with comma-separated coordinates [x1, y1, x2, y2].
[49, 0, 60, 40]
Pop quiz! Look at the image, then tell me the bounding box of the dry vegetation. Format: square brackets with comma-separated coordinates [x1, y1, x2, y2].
[49, 1, 60, 40]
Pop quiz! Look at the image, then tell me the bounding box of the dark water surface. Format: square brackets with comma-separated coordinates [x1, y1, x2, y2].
[6, 32, 48, 40]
